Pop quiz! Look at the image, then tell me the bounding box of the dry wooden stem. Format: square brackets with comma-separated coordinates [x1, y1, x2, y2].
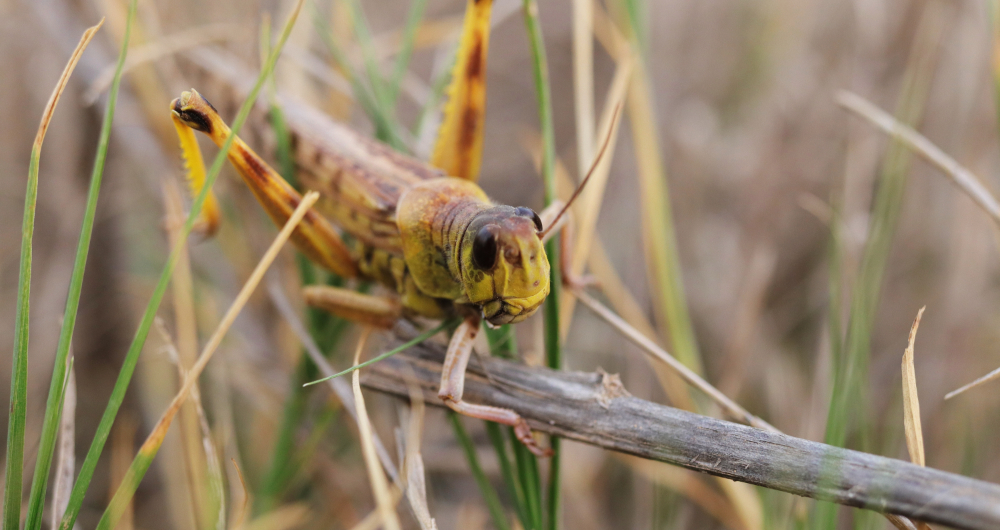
[361, 324, 1000, 530]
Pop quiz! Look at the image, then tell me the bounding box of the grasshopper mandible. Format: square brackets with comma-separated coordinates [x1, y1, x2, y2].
[169, 0, 605, 456]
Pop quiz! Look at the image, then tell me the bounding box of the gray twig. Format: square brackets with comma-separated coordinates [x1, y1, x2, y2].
[362, 326, 1000, 530]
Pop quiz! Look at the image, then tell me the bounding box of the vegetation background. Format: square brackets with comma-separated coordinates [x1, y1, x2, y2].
[0, 0, 998, 528]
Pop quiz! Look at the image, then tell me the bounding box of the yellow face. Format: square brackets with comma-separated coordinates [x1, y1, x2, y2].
[459, 207, 550, 325]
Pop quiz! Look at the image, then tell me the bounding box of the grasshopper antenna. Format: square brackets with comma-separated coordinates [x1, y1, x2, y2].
[539, 103, 622, 240]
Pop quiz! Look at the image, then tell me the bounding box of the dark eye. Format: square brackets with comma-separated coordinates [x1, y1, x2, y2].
[515, 207, 543, 232]
[472, 226, 499, 270]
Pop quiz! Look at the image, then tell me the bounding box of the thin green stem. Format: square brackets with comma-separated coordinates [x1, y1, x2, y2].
[258, 357, 312, 513]
[513, 437, 543, 530]
[449, 412, 511, 530]
[816, 7, 940, 528]
[485, 422, 530, 529]
[303, 321, 450, 386]
[261, 15, 296, 187]
[24, 13, 130, 530]
[413, 45, 458, 142]
[485, 326, 530, 528]
[4, 106, 42, 530]
[387, 0, 428, 111]
[257, 20, 349, 510]
[258, 258, 346, 512]
[521, 1, 561, 527]
[3, 146, 37, 530]
[313, 8, 406, 150]
[5, 16, 112, 530]
[346, 0, 391, 115]
[23, 8, 130, 529]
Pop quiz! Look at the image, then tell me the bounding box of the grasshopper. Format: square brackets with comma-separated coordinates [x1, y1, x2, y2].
[170, 0, 600, 457]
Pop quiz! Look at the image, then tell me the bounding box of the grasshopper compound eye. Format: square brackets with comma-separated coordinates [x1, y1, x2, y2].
[472, 225, 500, 270]
[515, 207, 544, 233]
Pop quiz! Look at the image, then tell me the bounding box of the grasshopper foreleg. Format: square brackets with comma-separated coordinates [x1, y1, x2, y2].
[438, 315, 552, 457]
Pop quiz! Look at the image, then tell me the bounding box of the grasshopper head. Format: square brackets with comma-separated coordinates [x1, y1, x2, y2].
[461, 206, 550, 326]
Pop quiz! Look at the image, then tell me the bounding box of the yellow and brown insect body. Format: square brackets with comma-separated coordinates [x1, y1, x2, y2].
[169, 0, 557, 456]
[173, 90, 549, 326]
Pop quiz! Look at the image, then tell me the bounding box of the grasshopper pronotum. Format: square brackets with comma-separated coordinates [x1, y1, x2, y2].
[170, 0, 607, 457]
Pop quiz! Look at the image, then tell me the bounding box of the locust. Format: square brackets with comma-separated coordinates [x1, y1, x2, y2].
[170, 0, 605, 457]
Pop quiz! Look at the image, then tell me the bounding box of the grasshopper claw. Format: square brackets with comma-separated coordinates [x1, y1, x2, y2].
[514, 419, 554, 457]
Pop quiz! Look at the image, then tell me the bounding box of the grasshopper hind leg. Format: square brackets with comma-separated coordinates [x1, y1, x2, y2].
[439, 315, 552, 457]
[431, 0, 493, 181]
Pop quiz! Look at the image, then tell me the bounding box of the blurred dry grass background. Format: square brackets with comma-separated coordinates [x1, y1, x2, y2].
[2, 0, 1000, 528]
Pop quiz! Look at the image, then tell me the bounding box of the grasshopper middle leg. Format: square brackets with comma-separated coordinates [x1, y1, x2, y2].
[303, 286, 402, 329]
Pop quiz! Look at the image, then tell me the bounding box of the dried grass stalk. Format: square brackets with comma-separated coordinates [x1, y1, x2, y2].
[95, 191, 320, 529]
[350, 328, 402, 530]
[902, 307, 926, 467]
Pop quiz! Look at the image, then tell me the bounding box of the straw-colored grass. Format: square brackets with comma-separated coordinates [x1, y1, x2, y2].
[350, 328, 402, 530]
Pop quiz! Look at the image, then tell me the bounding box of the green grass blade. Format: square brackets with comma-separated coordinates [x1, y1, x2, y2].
[413, 44, 458, 142]
[449, 412, 511, 530]
[621, 0, 648, 58]
[3, 19, 105, 530]
[312, 8, 406, 150]
[513, 437, 543, 530]
[346, 0, 391, 116]
[93, 161, 321, 530]
[258, 254, 351, 511]
[520, 1, 561, 527]
[484, 325, 516, 359]
[94, 441, 157, 530]
[485, 326, 530, 528]
[303, 321, 450, 386]
[22, 15, 122, 530]
[485, 325, 543, 530]
[56, 2, 306, 528]
[485, 417, 529, 529]
[258, 344, 317, 512]
[627, 45, 702, 378]
[386, 0, 428, 110]
[823, 6, 937, 455]
[3, 142, 36, 530]
[816, 9, 940, 528]
[261, 14, 296, 187]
